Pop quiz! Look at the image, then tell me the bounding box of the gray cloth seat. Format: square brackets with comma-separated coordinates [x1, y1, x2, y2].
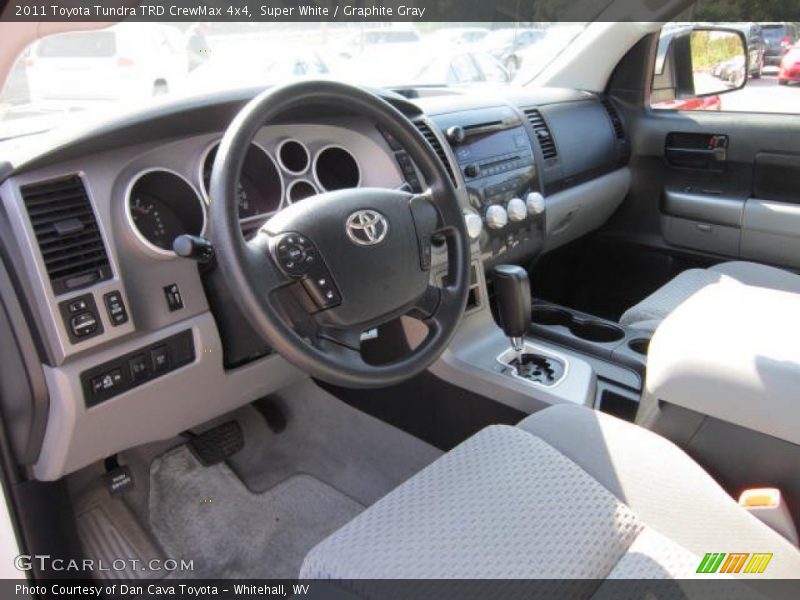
[620, 261, 800, 332]
[300, 404, 800, 581]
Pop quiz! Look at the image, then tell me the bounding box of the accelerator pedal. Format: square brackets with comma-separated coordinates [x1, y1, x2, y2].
[188, 421, 244, 466]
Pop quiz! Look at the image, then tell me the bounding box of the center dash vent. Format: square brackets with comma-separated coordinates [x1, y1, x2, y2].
[414, 121, 457, 186]
[601, 98, 625, 140]
[523, 108, 558, 161]
[20, 174, 112, 295]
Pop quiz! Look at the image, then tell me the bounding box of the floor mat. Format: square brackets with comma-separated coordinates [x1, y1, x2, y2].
[149, 445, 363, 579]
[228, 379, 442, 506]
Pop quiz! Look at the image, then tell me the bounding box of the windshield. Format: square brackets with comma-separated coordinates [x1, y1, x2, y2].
[0, 21, 586, 140]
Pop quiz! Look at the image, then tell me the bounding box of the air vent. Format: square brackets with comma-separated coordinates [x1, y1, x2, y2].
[523, 108, 558, 161]
[20, 175, 112, 295]
[414, 121, 457, 186]
[601, 98, 625, 139]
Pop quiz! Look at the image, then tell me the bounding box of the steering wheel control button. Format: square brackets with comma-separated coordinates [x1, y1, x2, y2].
[302, 269, 342, 309]
[274, 232, 318, 276]
[163, 283, 184, 312]
[103, 291, 128, 326]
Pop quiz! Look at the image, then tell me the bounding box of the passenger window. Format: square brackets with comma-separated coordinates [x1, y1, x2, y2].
[651, 21, 800, 114]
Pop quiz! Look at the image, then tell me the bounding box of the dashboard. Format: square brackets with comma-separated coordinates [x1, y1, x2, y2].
[0, 85, 631, 480]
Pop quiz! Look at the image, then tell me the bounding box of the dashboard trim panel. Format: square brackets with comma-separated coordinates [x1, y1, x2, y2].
[277, 138, 312, 176]
[0, 171, 135, 366]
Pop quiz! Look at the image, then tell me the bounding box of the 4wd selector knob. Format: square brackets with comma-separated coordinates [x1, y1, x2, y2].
[485, 204, 508, 230]
[526, 192, 545, 215]
[507, 197, 527, 222]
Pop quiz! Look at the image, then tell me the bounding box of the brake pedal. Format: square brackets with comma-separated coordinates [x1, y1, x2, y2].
[188, 421, 244, 466]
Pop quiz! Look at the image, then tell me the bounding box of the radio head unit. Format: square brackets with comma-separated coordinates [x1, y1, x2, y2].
[432, 106, 544, 261]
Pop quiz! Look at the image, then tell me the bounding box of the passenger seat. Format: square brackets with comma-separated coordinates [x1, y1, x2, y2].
[620, 261, 800, 332]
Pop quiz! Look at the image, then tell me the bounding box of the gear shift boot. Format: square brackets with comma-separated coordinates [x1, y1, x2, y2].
[509, 353, 565, 385]
[497, 342, 567, 387]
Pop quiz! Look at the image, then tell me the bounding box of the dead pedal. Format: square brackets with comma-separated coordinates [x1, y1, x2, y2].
[188, 421, 244, 466]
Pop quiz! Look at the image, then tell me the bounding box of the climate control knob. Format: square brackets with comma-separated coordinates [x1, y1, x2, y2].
[507, 197, 527, 222]
[526, 192, 545, 216]
[485, 204, 508, 230]
[463, 210, 483, 240]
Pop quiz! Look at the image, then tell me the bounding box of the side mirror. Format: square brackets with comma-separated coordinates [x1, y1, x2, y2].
[653, 26, 748, 105]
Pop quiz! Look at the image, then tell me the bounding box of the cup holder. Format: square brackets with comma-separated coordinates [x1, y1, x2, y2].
[531, 307, 572, 327]
[532, 306, 625, 343]
[628, 338, 651, 356]
[570, 321, 626, 343]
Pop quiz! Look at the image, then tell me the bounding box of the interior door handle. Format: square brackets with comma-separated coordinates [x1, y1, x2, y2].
[665, 147, 727, 169]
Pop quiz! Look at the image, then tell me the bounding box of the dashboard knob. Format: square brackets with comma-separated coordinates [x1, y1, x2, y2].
[507, 197, 527, 222]
[463, 210, 483, 240]
[464, 163, 481, 178]
[485, 204, 508, 230]
[526, 191, 545, 215]
[446, 126, 466, 144]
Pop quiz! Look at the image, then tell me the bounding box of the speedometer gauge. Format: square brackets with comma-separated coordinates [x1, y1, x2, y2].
[201, 142, 283, 221]
[126, 169, 206, 257]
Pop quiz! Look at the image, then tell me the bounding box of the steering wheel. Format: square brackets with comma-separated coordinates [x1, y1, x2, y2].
[209, 81, 470, 388]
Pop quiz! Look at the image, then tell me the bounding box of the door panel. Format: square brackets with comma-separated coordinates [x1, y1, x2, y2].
[606, 109, 800, 273]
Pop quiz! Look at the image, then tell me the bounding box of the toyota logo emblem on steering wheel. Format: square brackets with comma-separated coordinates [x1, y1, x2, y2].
[345, 210, 389, 246]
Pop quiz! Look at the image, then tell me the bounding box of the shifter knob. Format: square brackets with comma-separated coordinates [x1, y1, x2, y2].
[492, 265, 532, 350]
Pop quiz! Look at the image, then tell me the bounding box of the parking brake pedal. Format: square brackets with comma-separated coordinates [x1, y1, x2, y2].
[188, 421, 244, 466]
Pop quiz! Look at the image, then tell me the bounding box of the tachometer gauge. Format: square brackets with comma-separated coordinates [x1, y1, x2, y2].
[130, 194, 174, 250]
[126, 169, 205, 257]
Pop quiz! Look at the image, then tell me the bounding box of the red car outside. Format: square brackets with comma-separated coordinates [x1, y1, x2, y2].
[651, 95, 721, 111]
[778, 45, 800, 85]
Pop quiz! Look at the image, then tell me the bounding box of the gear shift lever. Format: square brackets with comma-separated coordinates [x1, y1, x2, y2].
[492, 265, 532, 360]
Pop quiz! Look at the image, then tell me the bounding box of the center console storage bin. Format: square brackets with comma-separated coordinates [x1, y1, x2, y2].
[643, 284, 800, 447]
